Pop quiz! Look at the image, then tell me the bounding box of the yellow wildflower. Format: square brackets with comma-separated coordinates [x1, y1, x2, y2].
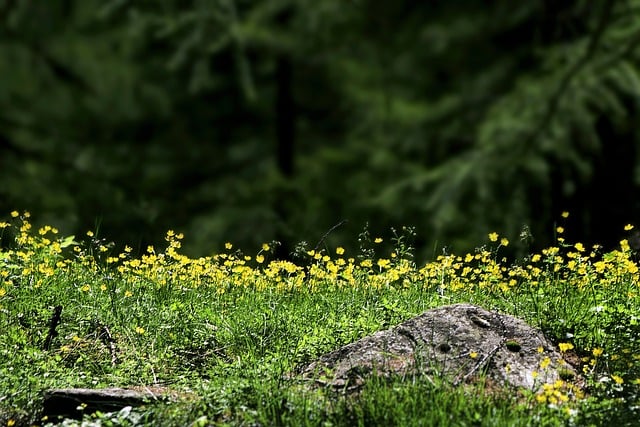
[558, 342, 574, 353]
[488, 232, 498, 242]
[625, 224, 634, 231]
[621, 239, 631, 252]
[377, 259, 390, 269]
[540, 357, 551, 369]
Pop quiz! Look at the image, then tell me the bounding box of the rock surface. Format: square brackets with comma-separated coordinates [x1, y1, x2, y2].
[42, 386, 184, 420]
[297, 303, 580, 391]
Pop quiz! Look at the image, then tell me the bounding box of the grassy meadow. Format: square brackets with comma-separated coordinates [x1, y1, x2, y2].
[1, 211, 640, 426]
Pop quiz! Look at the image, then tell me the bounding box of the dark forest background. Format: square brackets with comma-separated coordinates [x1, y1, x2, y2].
[1, 0, 640, 261]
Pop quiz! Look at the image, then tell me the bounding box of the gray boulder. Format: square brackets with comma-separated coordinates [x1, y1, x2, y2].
[297, 304, 581, 392]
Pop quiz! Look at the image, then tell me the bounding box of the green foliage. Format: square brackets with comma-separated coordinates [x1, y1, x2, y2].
[2, 1, 640, 260]
[2, 214, 640, 425]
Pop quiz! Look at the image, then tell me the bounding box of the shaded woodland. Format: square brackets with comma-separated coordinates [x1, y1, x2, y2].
[1, 0, 639, 260]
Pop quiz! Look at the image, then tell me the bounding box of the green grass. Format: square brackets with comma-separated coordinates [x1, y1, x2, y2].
[1, 212, 640, 426]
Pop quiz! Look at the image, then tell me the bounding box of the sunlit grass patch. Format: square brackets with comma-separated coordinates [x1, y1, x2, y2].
[1, 212, 640, 425]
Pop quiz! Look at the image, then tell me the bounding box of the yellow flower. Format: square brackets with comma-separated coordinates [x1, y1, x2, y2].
[500, 237, 509, 247]
[262, 243, 270, 252]
[256, 255, 265, 264]
[374, 237, 383, 244]
[621, 239, 631, 252]
[225, 242, 233, 250]
[377, 259, 390, 269]
[540, 357, 551, 369]
[592, 347, 604, 357]
[7, 418, 15, 426]
[86, 230, 94, 237]
[612, 375, 624, 385]
[470, 352, 479, 359]
[336, 247, 345, 255]
[574, 243, 585, 252]
[488, 232, 498, 242]
[531, 254, 541, 263]
[537, 346, 544, 353]
[124, 290, 133, 297]
[558, 342, 574, 353]
[625, 224, 634, 231]
[556, 226, 564, 234]
[135, 326, 145, 335]
[10, 211, 19, 218]
[561, 211, 569, 218]
[81, 284, 90, 292]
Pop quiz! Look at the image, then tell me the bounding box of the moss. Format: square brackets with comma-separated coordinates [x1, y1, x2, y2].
[505, 340, 521, 352]
[558, 368, 575, 381]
